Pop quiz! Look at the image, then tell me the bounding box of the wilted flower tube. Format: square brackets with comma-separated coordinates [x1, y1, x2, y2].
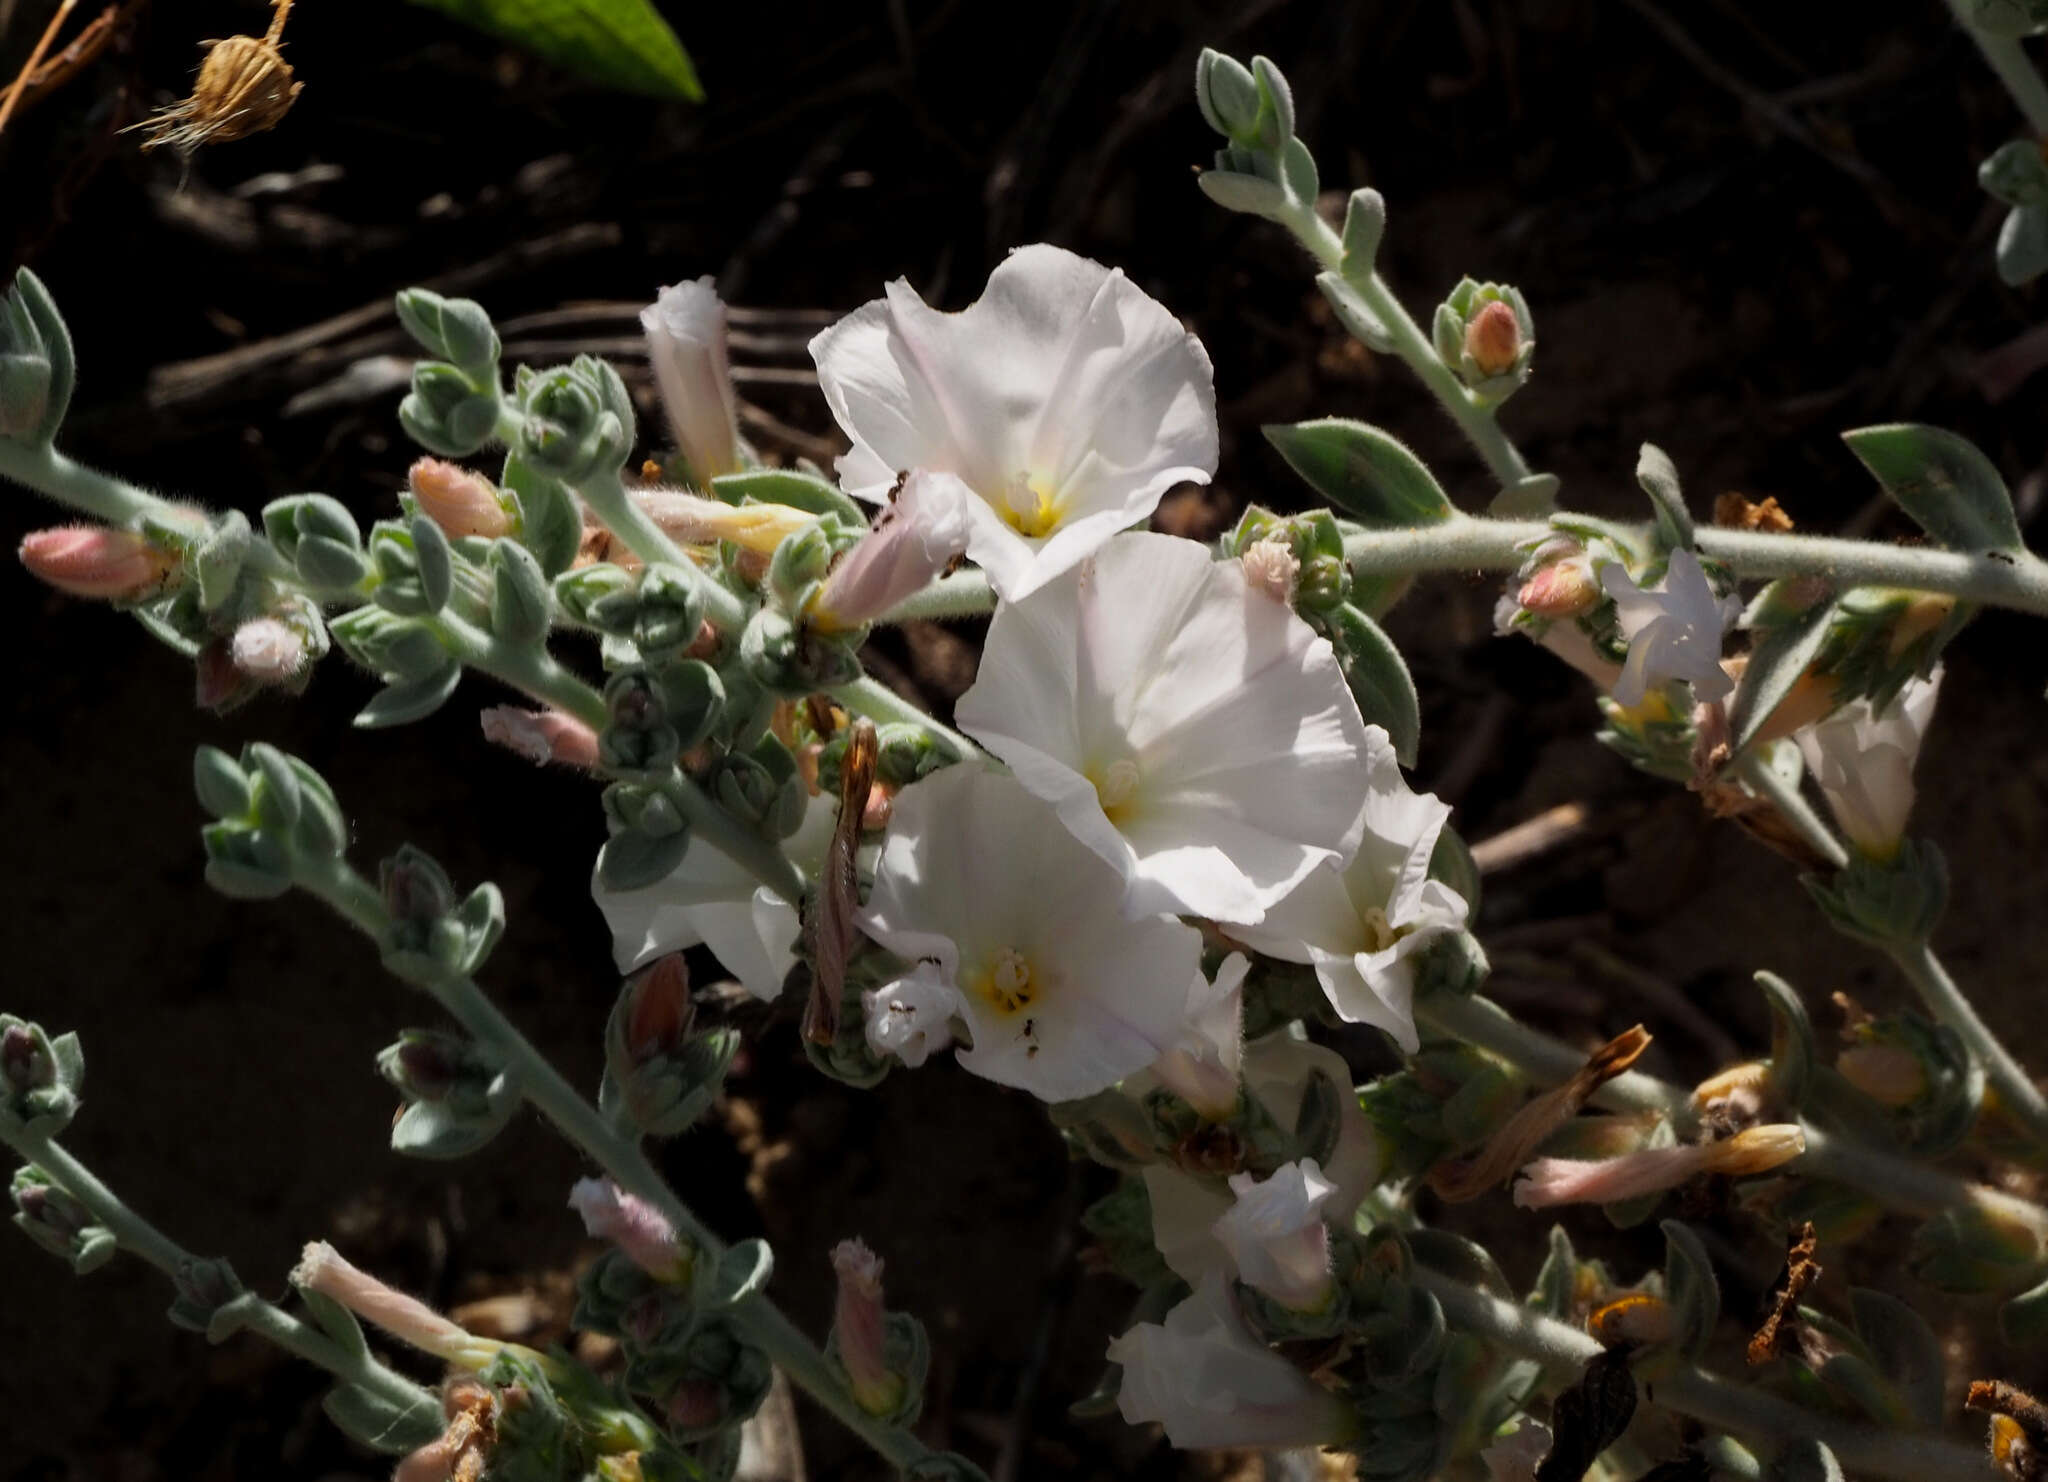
[292, 1242, 501, 1369]
[1108, 1272, 1354, 1449]
[810, 245, 1217, 601]
[567, 1177, 691, 1284]
[810, 471, 973, 630]
[829, 1239, 903, 1416]
[1513, 1123, 1805, 1209]
[479, 706, 601, 768]
[1211, 1159, 1337, 1312]
[1794, 669, 1942, 860]
[641, 276, 743, 485]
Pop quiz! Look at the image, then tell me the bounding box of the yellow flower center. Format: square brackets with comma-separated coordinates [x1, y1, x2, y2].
[1359, 905, 1409, 954]
[1091, 758, 1141, 824]
[998, 474, 1064, 539]
[966, 947, 1036, 1017]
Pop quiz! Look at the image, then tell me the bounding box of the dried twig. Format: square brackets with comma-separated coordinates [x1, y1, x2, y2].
[0, 0, 79, 138]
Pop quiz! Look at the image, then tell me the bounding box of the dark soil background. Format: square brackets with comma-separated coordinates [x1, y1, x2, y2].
[3, 2, 2046, 1479]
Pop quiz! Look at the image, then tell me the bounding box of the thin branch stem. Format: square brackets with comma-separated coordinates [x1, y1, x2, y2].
[1278, 203, 1538, 501]
[430, 611, 609, 732]
[1414, 1268, 1997, 1482]
[292, 857, 938, 1471]
[1889, 935, 2048, 1148]
[3, 1128, 439, 1425]
[576, 469, 748, 630]
[1947, 0, 2048, 133]
[876, 568, 999, 623]
[830, 674, 979, 763]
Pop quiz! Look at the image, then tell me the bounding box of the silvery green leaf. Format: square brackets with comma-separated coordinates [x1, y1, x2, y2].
[194, 511, 252, 612]
[322, 1380, 445, 1454]
[393, 289, 500, 376]
[1426, 825, 1480, 922]
[1530, 1225, 1578, 1319]
[1726, 580, 1838, 760]
[2000, 1271, 2048, 1345]
[1996, 203, 2048, 286]
[1660, 1219, 1720, 1361]
[698, 1237, 774, 1309]
[409, 513, 455, 612]
[1489, 471, 1561, 517]
[245, 743, 303, 832]
[1406, 1229, 1512, 1300]
[193, 745, 254, 820]
[1768, 1439, 1844, 1482]
[286, 757, 349, 859]
[1325, 603, 1421, 767]
[449, 882, 506, 974]
[12, 268, 73, 445]
[1197, 169, 1290, 220]
[1753, 971, 1814, 1109]
[297, 1285, 370, 1362]
[1841, 423, 2022, 553]
[1818, 1351, 1910, 1428]
[296, 534, 373, 590]
[598, 827, 692, 891]
[1848, 1287, 1942, 1430]
[354, 662, 463, 729]
[1315, 272, 1396, 353]
[1636, 443, 1695, 551]
[1277, 136, 1319, 204]
[1340, 187, 1387, 284]
[489, 538, 552, 645]
[1267, 419, 1455, 530]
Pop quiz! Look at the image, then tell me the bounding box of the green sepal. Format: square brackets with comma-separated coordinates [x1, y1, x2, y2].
[697, 1238, 774, 1310]
[394, 289, 500, 378]
[244, 742, 303, 833]
[354, 661, 464, 729]
[1999, 1270, 2048, 1345]
[1264, 419, 1455, 529]
[409, 513, 455, 612]
[502, 452, 581, 577]
[1841, 424, 2022, 553]
[10, 268, 73, 445]
[193, 510, 253, 613]
[321, 1380, 446, 1455]
[193, 745, 255, 820]
[1754, 971, 1814, 1111]
[488, 538, 552, 645]
[297, 535, 372, 590]
[286, 756, 350, 859]
[200, 822, 294, 899]
[1339, 187, 1387, 284]
[598, 827, 692, 892]
[296, 1285, 370, 1362]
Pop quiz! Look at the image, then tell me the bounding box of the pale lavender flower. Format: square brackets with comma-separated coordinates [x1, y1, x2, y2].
[1600, 547, 1739, 707]
[1211, 1159, 1338, 1312]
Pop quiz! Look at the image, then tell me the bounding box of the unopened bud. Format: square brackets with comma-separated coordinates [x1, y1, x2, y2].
[568, 1178, 691, 1284]
[1240, 539, 1300, 606]
[811, 472, 971, 630]
[1465, 300, 1523, 378]
[19, 525, 175, 601]
[664, 1378, 726, 1433]
[1517, 557, 1598, 619]
[1211, 1160, 1336, 1312]
[830, 1238, 904, 1416]
[382, 847, 456, 925]
[641, 277, 743, 486]
[229, 617, 307, 685]
[478, 706, 600, 768]
[1838, 1044, 1928, 1108]
[1, 1024, 47, 1093]
[194, 640, 258, 712]
[408, 458, 513, 540]
[622, 955, 694, 1066]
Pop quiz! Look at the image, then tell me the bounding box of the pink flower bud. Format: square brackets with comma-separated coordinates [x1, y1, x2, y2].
[811, 471, 973, 631]
[1240, 540, 1300, 605]
[621, 954, 694, 1065]
[665, 1378, 726, 1432]
[292, 1241, 496, 1367]
[194, 640, 258, 712]
[1512, 1123, 1805, 1209]
[1465, 300, 1523, 378]
[19, 525, 175, 601]
[830, 1238, 904, 1416]
[1517, 557, 1598, 619]
[408, 459, 512, 540]
[567, 1178, 691, 1283]
[478, 706, 601, 768]
[229, 617, 307, 684]
[642, 277, 743, 485]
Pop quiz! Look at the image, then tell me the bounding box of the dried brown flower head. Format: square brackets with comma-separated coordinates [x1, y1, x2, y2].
[131, 0, 301, 153]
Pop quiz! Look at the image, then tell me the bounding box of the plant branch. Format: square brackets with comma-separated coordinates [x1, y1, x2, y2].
[1413, 1267, 1996, 1482]
[1946, 0, 2048, 133]
[430, 611, 610, 732]
[292, 857, 939, 1472]
[575, 469, 749, 630]
[1734, 751, 1850, 870]
[1888, 935, 2048, 1149]
[830, 674, 980, 763]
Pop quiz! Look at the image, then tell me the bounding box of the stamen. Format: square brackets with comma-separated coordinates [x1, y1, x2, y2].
[1095, 759, 1141, 818]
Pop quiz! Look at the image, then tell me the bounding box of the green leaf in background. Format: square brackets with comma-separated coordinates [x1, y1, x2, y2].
[1264, 419, 1456, 529]
[409, 0, 704, 101]
[1841, 423, 2023, 553]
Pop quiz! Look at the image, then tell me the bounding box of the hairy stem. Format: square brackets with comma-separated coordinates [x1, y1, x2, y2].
[1414, 1268, 1996, 1482]
[1281, 206, 1538, 500]
[1734, 751, 1851, 871]
[431, 611, 610, 732]
[1889, 935, 2048, 1149]
[1946, 0, 2048, 133]
[830, 674, 980, 763]
[576, 469, 749, 631]
[294, 858, 939, 1471]
[4, 1129, 439, 1425]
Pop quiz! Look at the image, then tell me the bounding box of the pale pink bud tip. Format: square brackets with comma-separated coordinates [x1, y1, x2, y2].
[230, 618, 307, 684]
[831, 1237, 903, 1415]
[408, 458, 513, 541]
[568, 1178, 689, 1282]
[19, 525, 174, 601]
[1465, 300, 1523, 377]
[1240, 540, 1300, 605]
[1517, 559, 1598, 619]
[479, 706, 601, 769]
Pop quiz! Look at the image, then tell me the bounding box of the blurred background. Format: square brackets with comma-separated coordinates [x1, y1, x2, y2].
[2, 1, 2046, 1478]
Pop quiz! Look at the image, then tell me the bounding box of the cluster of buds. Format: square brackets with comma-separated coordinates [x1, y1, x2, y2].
[10, 1165, 115, 1273]
[597, 956, 740, 1138]
[1432, 278, 1535, 404]
[1977, 135, 2048, 286]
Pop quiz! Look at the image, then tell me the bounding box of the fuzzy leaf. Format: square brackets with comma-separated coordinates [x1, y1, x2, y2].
[1661, 1219, 1721, 1362]
[1726, 583, 1839, 760]
[710, 468, 866, 526]
[354, 662, 464, 729]
[408, 0, 703, 100]
[1636, 443, 1695, 551]
[1849, 1287, 1944, 1430]
[1265, 419, 1455, 529]
[1753, 971, 1815, 1110]
[1842, 424, 2022, 553]
[322, 1381, 446, 1455]
[1324, 603, 1421, 767]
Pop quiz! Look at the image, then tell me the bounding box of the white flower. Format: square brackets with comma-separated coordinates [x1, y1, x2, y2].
[1240, 1034, 1382, 1219]
[956, 532, 1370, 923]
[809, 244, 1217, 602]
[1107, 1273, 1353, 1450]
[1226, 727, 1466, 1053]
[812, 470, 974, 630]
[1149, 953, 1250, 1119]
[855, 764, 1202, 1101]
[1141, 1166, 1236, 1286]
[862, 961, 958, 1069]
[1599, 547, 1739, 707]
[593, 795, 834, 1002]
[1212, 1159, 1337, 1312]
[642, 277, 742, 485]
[1795, 668, 1942, 860]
